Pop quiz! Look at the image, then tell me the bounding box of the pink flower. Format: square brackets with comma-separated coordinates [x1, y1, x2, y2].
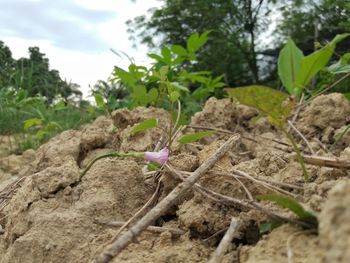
[144, 147, 169, 165]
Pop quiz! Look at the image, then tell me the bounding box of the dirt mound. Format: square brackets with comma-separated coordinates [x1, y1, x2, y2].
[1, 94, 350, 262]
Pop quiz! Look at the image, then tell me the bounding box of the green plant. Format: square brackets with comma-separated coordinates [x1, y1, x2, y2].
[278, 33, 349, 98]
[226, 85, 309, 182]
[112, 31, 225, 117]
[257, 194, 318, 229]
[227, 34, 350, 182]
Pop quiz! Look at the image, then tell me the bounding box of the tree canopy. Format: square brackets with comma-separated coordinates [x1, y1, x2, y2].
[0, 42, 82, 103]
[127, 0, 272, 86]
[127, 0, 350, 87]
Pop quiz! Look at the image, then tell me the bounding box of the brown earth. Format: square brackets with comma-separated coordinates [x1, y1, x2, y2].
[0, 94, 350, 263]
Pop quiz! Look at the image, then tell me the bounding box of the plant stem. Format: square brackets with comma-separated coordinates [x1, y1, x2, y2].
[79, 152, 143, 181]
[282, 127, 309, 182]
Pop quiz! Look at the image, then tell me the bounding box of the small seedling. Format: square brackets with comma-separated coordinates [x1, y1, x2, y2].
[177, 131, 214, 144]
[79, 147, 169, 180]
[257, 194, 318, 230]
[278, 33, 349, 98]
[226, 85, 309, 182]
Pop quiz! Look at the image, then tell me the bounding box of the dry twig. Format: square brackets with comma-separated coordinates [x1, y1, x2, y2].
[291, 154, 350, 169]
[91, 134, 240, 263]
[95, 220, 185, 236]
[287, 120, 315, 155]
[208, 218, 242, 263]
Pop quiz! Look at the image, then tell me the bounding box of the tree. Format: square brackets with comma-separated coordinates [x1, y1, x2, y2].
[276, 0, 350, 53]
[0, 41, 15, 88]
[127, 0, 271, 86]
[90, 80, 129, 100]
[10, 46, 81, 103]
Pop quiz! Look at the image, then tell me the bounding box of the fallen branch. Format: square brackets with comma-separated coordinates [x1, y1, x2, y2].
[91, 134, 240, 263]
[187, 125, 296, 153]
[95, 220, 185, 236]
[166, 165, 314, 229]
[208, 218, 242, 263]
[291, 154, 350, 169]
[287, 120, 315, 155]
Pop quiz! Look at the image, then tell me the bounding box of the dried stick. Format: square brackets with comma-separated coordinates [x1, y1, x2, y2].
[228, 170, 300, 198]
[95, 220, 185, 236]
[290, 154, 350, 169]
[92, 134, 240, 263]
[167, 165, 315, 229]
[208, 218, 242, 263]
[207, 171, 303, 190]
[287, 120, 315, 155]
[188, 125, 295, 153]
[287, 93, 304, 133]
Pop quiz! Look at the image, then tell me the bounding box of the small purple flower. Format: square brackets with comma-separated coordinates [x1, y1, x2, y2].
[144, 147, 169, 165]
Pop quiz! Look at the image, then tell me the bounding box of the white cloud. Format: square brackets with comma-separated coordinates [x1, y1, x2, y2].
[0, 0, 162, 98]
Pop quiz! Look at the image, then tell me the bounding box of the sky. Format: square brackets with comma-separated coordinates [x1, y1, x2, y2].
[0, 0, 162, 98]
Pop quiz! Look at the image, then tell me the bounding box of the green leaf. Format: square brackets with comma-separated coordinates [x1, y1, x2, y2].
[187, 32, 199, 52]
[172, 82, 189, 92]
[159, 66, 169, 81]
[259, 222, 281, 234]
[132, 85, 148, 106]
[178, 131, 214, 144]
[256, 194, 317, 222]
[329, 33, 350, 45]
[161, 47, 172, 65]
[131, 118, 158, 134]
[94, 94, 105, 109]
[169, 91, 180, 102]
[147, 88, 159, 104]
[146, 161, 161, 171]
[171, 45, 187, 56]
[45, 121, 62, 131]
[186, 31, 210, 52]
[54, 101, 66, 111]
[148, 53, 164, 63]
[172, 56, 186, 65]
[328, 63, 350, 74]
[23, 118, 43, 129]
[278, 38, 304, 96]
[225, 85, 294, 127]
[36, 130, 47, 140]
[295, 33, 350, 91]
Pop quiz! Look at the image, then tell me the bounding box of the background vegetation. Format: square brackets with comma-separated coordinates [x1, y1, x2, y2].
[0, 0, 349, 154]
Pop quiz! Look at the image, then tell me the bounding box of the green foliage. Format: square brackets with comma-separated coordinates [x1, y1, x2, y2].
[127, 0, 269, 86]
[23, 111, 62, 141]
[0, 41, 15, 88]
[328, 52, 350, 74]
[276, 0, 350, 51]
[257, 194, 318, 228]
[278, 34, 349, 97]
[112, 32, 222, 117]
[0, 41, 82, 103]
[131, 118, 158, 135]
[226, 85, 294, 128]
[94, 94, 105, 109]
[259, 222, 281, 234]
[278, 38, 304, 96]
[177, 131, 214, 144]
[226, 85, 309, 181]
[0, 88, 98, 153]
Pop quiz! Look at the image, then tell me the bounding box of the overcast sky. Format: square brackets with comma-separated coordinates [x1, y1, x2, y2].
[0, 0, 161, 98]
